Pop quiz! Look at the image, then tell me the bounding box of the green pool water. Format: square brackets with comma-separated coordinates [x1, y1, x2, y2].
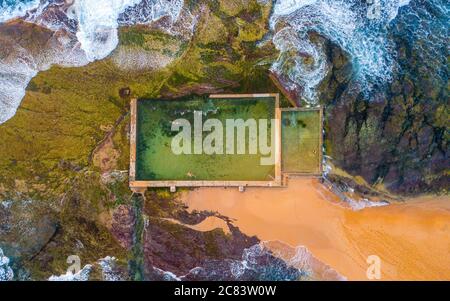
[135, 96, 276, 181]
[281, 109, 321, 174]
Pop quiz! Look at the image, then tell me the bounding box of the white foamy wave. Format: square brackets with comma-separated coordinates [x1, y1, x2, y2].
[272, 0, 316, 17]
[181, 243, 306, 281]
[70, 0, 142, 61]
[0, 29, 89, 124]
[0, 45, 38, 124]
[48, 264, 93, 281]
[0, 248, 14, 281]
[156, 242, 346, 281]
[272, 26, 330, 101]
[261, 241, 347, 280]
[270, 0, 411, 103]
[152, 267, 182, 281]
[321, 176, 390, 211]
[346, 198, 389, 211]
[119, 0, 183, 26]
[24, 1, 78, 33]
[70, 0, 184, 61]
[0, 0, 41, 23]
[0, 0, 186, 124]
[98, 256, 125, 281]
[48, 256, 126, 281]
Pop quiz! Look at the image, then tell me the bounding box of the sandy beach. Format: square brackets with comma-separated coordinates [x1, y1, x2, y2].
[180, 178, 450, 280]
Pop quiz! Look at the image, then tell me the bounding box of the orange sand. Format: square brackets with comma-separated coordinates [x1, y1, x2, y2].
[181, 178, 450, 280]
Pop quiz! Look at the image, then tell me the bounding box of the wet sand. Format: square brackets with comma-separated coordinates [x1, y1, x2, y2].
[163, 216, 231, 235]
[180, 178, 450, 280]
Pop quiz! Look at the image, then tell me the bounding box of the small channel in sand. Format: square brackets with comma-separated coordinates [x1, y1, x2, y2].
[179, 178, 450, 280]
[162, 216, 231, 235]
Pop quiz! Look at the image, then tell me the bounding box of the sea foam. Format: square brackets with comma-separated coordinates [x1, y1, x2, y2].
[270, 0, 411, 103]
[69, 0, 184, 61]
[71, 0, 142, 61]
[0, 0, 41, 23]
[0, 0, 185, 124]
[48, 264, 93, 281]
[0, 248, 14, 281]
[151, 241, 346, 281]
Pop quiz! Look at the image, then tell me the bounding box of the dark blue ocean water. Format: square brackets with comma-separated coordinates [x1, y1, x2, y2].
[270, 0, 448, 102]
[0, 0, 40, 23]
[0, 0, 39, 12]
[390, 0, 449, 93]
[0, 0, 448, 280]
[1, 0, 448, 100]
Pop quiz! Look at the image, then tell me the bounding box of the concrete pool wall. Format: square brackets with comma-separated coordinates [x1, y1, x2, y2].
[129, 94, 282, 191]
[281, 107, 323, 177]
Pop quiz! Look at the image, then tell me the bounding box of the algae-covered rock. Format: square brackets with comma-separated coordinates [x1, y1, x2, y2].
[141, 191, 260, 279]
[321, 38, 448, 195]
[0, 0, 448, 281]
[0, 0, 281, 280]
[0, 199, 57, 260]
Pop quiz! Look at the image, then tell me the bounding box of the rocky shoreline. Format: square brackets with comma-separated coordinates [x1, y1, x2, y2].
[0, 0, 448, 280]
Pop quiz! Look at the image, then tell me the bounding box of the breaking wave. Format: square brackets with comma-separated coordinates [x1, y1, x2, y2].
[69, 0, 183, 61]
[0, 0, 184, 61]
[0, 48, 38, 125]
[119, 0, 183, 25]
[70, 0, 142, 61]
[48, 264, 93, 281]
[0, 0, 40, 23]
[152, 241, 346, 281]
[0, 0, 447, 123]
[48, 256, 125, 281]
[0, 0, 185, 124]
[0, 247, 14, 281]
[270, 0, 411, 102]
